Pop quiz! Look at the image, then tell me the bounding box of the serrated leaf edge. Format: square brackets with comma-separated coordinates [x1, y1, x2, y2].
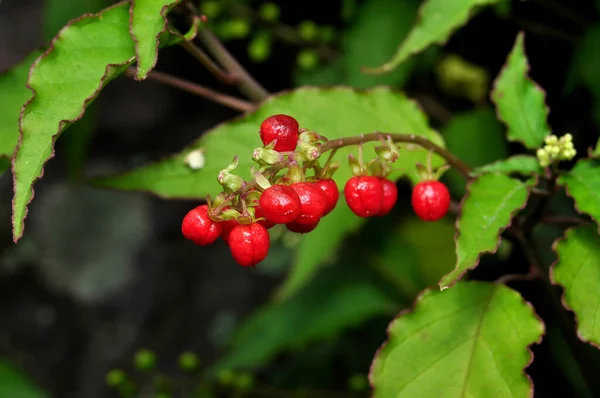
[439, 173, 537, 289]
[558, 159, 600, 233]
[367, 281, 544, 398]
[490, 31, 551, 149]
[472, 155, 543, 176]
[11, 1, 136, 243]
[129, 0, 182, 80]
[549, 225, 600, 350]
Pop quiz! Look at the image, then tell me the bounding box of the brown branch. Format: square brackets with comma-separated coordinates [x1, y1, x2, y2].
[539, 215, 591, 227]
[179, 40, 239, 85]
[124, 68, 255, 113]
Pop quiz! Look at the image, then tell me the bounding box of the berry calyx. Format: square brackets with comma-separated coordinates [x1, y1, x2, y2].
[314, 179, 339, 215]
[254, 204, 276, 229]
[258, 184, 301, 224]
[344, 176, 384, 218]
[286, 220, 319, 234]
[228, 223, 270, 267]
[377, 178, 398, 217]
[259, 114, 299, 152]
[290, 182, 328, 225]
[411, 180, 451, 221]
[182, 205, 222, 245]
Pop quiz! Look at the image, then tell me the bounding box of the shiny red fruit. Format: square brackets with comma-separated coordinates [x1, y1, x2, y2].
[259, 184, 301, 224]
[344, 176, 384, 217]
[259, 114, 300, 152]
[220, 219, 240, 244]
[314, 179, 339, 215]
[228, 223, 270, 267]
[254, 205, 276, 229]
[411, 180, 450, 221]
[377, 178, 398, 216]
[286, 220, 319, 234]
[290, 182, 328, 225]
[181, 205, 222, 245]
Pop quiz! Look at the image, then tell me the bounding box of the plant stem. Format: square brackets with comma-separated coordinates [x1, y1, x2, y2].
[211, 132, 471, 217]
[196, 28, 270, 101]
[124, 68, 255, 113]
[179, 40, 239, 84]
[539, 215, 591, 226]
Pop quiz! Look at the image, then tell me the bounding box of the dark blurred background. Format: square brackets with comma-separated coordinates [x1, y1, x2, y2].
[1, 0, 600, 397]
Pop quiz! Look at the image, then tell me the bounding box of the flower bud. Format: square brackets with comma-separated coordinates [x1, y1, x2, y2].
[253, 147, 284, 165]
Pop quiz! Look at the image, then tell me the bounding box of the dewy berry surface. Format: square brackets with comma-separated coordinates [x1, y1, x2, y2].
[259, 114, 299, 152]
[181, 205, 222, 245]
[411, 180, 451, 221]
[259, 184, 301, 224]
[290, 182, 328, 225]
[377, 178, 398, 217]
[286, 220, 319, 234]
[314, 179, 339, 215]
[220, 218, 240, 243]
[254, 205, 276, 229]
[344, 176, 384, 217]
[228, 223, 270, 267]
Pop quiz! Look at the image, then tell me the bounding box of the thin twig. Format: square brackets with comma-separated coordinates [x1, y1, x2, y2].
[509, 16, 580, 44]
[531, 0, 591, 26]
[179, 40, 239, 84]
[539, 215, 591, 227]
[124, 68, 255, 113]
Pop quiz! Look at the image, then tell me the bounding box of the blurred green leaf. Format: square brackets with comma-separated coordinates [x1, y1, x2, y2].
[294, 60, 345, 86]
[473, 155, 543, 176]
[129, 0, 182, 79]
[210, 263, 398, 375]
[491, 32, 551, 149]
[370, 216, 456, 298]
[592, 138, 600, 158]
[551, 225, 600, 347]
[442, 106, 508, 196]
[362, 0, 501, 75]
[43, 0, 113, 41]
[93, 87, 445, 298]
[0, 360, 48, 398]
[558, 159, 600, 227]
[439, 174, 533, 288]
[370, 281, 543, 397]
[0, 51, 42, 175]
[342, 0, 419, 88]
[569, 25, 600, 126]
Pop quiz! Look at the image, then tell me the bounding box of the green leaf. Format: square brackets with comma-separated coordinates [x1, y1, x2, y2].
[129, 0, 182, 80]
[93, 88, 445, 295]
[442, 106, 509, 196]
[43, 0, 113, 41]
[551, 225, 600, 347]
[0, 360, 49, 398]
[12, 2, 137, 242]
[370, 281, 544, 397]
[362, 0, 500, 75]
[0, 51, 42, 173]
[210, 263, 398, 375]
[473, 155, 543, 176]
[558, 159, 600, 228]
[491, 32, 551, 149]
[341, 0, 419, 88]
[439, 174, 533, 288]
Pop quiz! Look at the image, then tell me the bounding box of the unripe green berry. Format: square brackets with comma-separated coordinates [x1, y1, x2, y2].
[217, 369, 235, 386]
[248, 33, 271, 63]
[234, 372, 254, 391]
[259, 2, 280, 22]
[296, 50, 319, 70]
[200, 1, 221, 19]
[298, 20, 319, 41]
[106, 369, 126, 387]
[134, 349, 156, 371]
[219, 19, 251, 40]
[178, 351, 200, 371]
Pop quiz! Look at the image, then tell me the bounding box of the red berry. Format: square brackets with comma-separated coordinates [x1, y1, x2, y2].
[286, 220, 319, 234]
[314, 179, 339, 215]
[258, 184, 301, 224]
[377, 178, 398, 217]
[228, 223, 270, 267]
[290, 182, 328, 225]
[181, 205, 222, 245]
[411, 180, 451, 221]
[254, 205, 276, 229]
[259, 114, 299, 152]
[220, 219, 240, 244]
[344, 176, 384, 217]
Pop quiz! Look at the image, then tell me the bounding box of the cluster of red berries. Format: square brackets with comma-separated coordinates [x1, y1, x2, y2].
[182, 114, 451, 268]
